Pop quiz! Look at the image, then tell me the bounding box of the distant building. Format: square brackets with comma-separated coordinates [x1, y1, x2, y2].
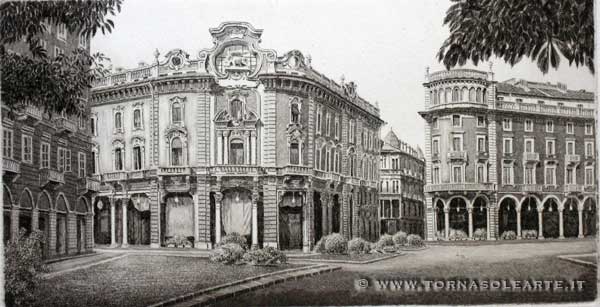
[379, 130, 425, 237]
[420, 68, 597, 241]
[90, 22, 384, 252]
[2, 22, 95, 258]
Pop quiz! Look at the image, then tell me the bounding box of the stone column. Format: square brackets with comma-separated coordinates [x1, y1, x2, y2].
[578, 208, 584, 238]
[10, 209, 19, 240]
[86, 214, 94, 250]
[432, 207, 437, 240]
[486, 208, 491, 240]
[214, 192, 222, 244]
[110, 199, 117, 247]
[538, 210, 544, 239]
[193, 193, 199, 245]
[121, 201, 128, 247]
[558, 208, 564, 239]
[31, 209, 39, 231]
[321, 194, 328, 235]
[250, 131, 256, 165]
[327, 200, 333, 234]
[48, 211, 57, 257]
[223, 132, 229, 164]
[516, 210, 522, 239]
[251, 198, 258, 249]
[245, 131, 250, 165]
[467, 208, 473, 239]
[444, 207, 450, 240]
[217, 132, 223, 164]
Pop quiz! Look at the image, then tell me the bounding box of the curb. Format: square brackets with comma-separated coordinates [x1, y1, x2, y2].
[557, 254, 597, 268]
[148, 264, 339, 307]
[288, 253, 403, 264]
[42, 254, 128, 279]
[44, 251, 98, 264]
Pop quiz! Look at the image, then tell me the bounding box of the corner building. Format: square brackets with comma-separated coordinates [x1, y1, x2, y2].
[420, 68, 597, 241]
[90, 22, 384, 251]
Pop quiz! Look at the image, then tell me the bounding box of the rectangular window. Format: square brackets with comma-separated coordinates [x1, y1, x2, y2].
[585, 167, 594, 185]
[524, 166, 534, 185]
[40, 142, 50, 168]
[91, 117, 97, 136]
[545, 167, 556, 185]
[585, 123, 593, 135]
[502, 118, 512, 131]
[524, 119, 533, 132]
[334, 117, 339, 139]
[289, 143, 299, 165]
[92, 151, 98, 174]
[585, 142, 594, 157]
[21, 135, 32, 163]
[524, 139, 534, 153]
[78, 152, 86, 177]
[566, 122, 574, 134]
[566, 168, 574, 185]
[316, 106, 322, 134]
[133, 147, 142, 170]
[452, 136, 461, 151]
[502, 164, 513, 185]
[503, 138, 513, 154]
[325, 113, 331, 136]
[452, 166, 462, 183]
[477, 136, 486, 152]
[477, 116, 485, 127]
[477, 165, 485, 183]
[432, 139, 439, 155]
[546, 140, 555, 156]
[546, 120, 554, 133]
[57, 147, 66, 172]
[432, 166, 440, 184]
[65, 149, 71, 172]
[2, 130, 13, 159]
[566, 141, 575, 155]
[452, 115, 461, 127]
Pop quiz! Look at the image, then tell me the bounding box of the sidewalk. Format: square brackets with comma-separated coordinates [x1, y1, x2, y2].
[43, 252, 127, 278]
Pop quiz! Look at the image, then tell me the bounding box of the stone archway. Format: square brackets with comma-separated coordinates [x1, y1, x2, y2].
[55, 194, 69, 256]
[36, 192, 51, 258]
[331, 194, 341, 234]
[127, 194, 151, 245]
[94, 197, 111, 245]
[542, 198, 560, 238]
[313, 192, 323, 242]
[520, 196, 539, 238]
[279, 191, 303, 250]
[472, 196, 488, 234]
[563, 198, 579, 238]
[75, 198, 89, 253]
[583, 198, 596, 236]
[498, 197, 517, 236]
[448, 197, 468, 235]
[434, 200, 445, 238]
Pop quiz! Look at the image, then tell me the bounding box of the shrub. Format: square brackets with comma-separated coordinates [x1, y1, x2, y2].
[219, 232, 248, 250]
[242, 246, 287, 266]
[313, 238, 326, 253]
[347, 237, 371, 255]
[501, 230, 517, 240]
[407, 234, 425, 247]
[392, 231, 408, 246]
[209, 243, 245, 264]
[473, 228, 487, 240]
[5, 229, 48, 307]
[165, 235, 192, 248]
[324, 233, 348, 254]
[436, 230, 446, 240]
[522, 229, 538, 239]
[375, 234, 395, 249]
[448, 229, 468, 241]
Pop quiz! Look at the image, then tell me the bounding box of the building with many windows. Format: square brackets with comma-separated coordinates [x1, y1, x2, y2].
[90, 22, 384, 252]
[420, 67, 597, 241]
[378, 129, 425, 237]
[2, 21, 96, 258]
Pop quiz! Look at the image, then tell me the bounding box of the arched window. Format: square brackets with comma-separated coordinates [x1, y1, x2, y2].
[469, 88, 476, 102]
[114, 148, 123, 170]
[452, 88, 459, 102]
[133, 146, 143, 170]
[114, 112, 122, 130]
[437, 90, 443, 105]
[432, 90, 438, 104]
[461, 87, 469, 101]
[476, 88, 482, 103]
[171, 138, 183, 166]
[320, 145, 327, 171]
[133, 109, 142, 129]
[229, 139, 244, 165]
[315, 147, 321, 169]
[172, 102, 182, 124]
[482, 89, 487, 101]
[326, 148, 331, 171]
[445, 88, 451, 104]
[290, 141, 300, 165]
[334, 149, 340, 173]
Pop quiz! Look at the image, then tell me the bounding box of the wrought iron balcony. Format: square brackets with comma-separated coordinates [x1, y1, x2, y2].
[55, 117, 77, 134]
[447, 151, 467, 161]
[425, 183, 495, 193]
[565, 154, 581, 164]
[522, 152, 540, 162]
[39, 168, 64, 186]
[103, 171, 128, 182]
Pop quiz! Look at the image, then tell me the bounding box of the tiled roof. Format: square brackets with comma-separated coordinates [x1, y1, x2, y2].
[496, 82, 594, 101]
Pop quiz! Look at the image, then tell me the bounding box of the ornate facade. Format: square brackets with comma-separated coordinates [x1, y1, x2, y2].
[378, 130, 425, 237]
[2, 23, 96, 258]
[420, 67, 597, 241]
[90, 22, 384, 251]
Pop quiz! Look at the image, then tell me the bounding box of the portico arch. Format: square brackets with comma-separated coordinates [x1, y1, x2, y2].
[498, 196, 517, 237]
[562, 197, 579, 238]
[520, 196, 539, 238]
[582, 197, 596, 236]
[542, 197, 560, 238]
[448, 196, 468, 235]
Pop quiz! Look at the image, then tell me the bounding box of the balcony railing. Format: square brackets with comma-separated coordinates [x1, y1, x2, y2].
[496, 101, 594, 118]
[93, 65, 158, 88]
[331, 173, 342, 182]
[39, 168, 64, 185]
[346, 177, 361, 186]
[425, 183, 495, 193]
[564, 184, 584, 193]
[212, 165, 259, 176]
[158, 166, 190, 175]
[128, 169, 157, 179]
[428, 69, 489, 83]
[16, 104, 43, 124]
[565, 154, 581, 164]
[2, 158, 20, 174]
[278, 165, 312, 176]
[55, 117, 77, 133]
[522, 152, 540, 162]
[85, 177, 101, 192]
[447, 151, 467, 161]
[313, 170, 332, 180]
[103, 171, 127, 182]
[516, 184, 544, 192]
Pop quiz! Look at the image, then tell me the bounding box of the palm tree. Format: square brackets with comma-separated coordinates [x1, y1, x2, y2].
[437, 0, 593, 74]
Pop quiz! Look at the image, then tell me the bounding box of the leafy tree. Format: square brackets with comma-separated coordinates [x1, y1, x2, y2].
[437, 0, 594, 74]
[0, 0, 122, 116]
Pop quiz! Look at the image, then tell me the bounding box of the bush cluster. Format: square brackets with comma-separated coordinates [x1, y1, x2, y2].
[501, 230, 517, 240]
[209, 243, 245, 264]
[313, 238, 327, 253]
[392, 231, 408, 246]
[347, 238, 371, 255]
[375, 234, 395, 249]
[165, 235, 192, 248]
[522, 229, 538, 239]
[323, 233, 348, 254]
[242, 246, 287, 266]
[448, 229, 468, 241]
[473, 228, 487, 240]
[219, 232, 248, 250]
[407, 234, 424, 247]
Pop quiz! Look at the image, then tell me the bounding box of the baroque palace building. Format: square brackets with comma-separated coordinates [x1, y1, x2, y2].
[2, 22, 96, 258]
[378, 129, 425, 237]
[420, 67, 597, 241]
[90, 22, 384, 252]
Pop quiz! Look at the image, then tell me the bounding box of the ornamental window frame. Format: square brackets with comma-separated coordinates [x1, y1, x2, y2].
[40, 141, 50, 169]
[132, 102, 144, 131]
[585, 123, 593, 135]
[502, 118, 512, 131]
[2, 129, 13, 159]
[113, 106, 125, 134]
[112, 140, 125, 171]
[585, 165, 595, 186]
[170, 97, 186, 127]
[566, 122, 574, 134]
[544, 163, 557, 186]
[546, 120, 554, 133]
[524, 119, 533, 132]
[131, 137, 145, 170]
[585, 141, 594, 157]
[78, 152, 86, 178]
[21, 134, 32, 164]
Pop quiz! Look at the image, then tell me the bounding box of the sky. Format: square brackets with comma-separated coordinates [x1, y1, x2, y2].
[91, 0, 596, 148]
